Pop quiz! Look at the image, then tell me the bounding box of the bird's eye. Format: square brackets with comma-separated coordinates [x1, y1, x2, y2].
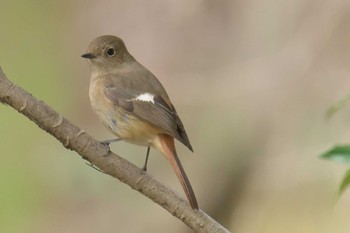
[106, 48, 115, 57]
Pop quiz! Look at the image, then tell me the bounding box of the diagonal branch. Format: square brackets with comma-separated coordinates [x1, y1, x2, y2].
[0, 66, 231, 233]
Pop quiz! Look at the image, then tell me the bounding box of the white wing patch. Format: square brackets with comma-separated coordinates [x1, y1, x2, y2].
[135, 93, 155, 103]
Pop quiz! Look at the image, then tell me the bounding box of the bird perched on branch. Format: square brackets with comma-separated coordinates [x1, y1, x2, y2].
[82, 35, 198, 209]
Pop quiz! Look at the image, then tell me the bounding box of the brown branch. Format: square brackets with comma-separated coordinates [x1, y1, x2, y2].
[0, 66, 231, 233]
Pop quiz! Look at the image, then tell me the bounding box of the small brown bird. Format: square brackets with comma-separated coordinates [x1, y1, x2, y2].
[82, 35, 198, 209]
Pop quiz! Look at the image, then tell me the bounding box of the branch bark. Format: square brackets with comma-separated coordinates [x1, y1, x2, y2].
[0, 66, 231, 233]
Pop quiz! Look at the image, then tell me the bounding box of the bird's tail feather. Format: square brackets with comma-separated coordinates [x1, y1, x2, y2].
[158, 134, 198, 209]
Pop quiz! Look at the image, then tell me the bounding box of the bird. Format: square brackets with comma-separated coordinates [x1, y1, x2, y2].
[81, 35, 198, 209]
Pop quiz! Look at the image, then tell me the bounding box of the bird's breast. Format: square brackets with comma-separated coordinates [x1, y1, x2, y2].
[89, 77, 117, 131]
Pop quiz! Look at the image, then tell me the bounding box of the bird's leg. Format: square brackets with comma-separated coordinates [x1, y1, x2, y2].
[101, 138, 122, 147]
[137, 146, 151, 184]
[142, 146, 151, 172]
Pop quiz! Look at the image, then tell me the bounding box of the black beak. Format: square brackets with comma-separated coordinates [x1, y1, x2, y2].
[81, 53, 96, 59]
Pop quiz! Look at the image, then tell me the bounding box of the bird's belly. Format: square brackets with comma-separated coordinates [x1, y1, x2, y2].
[111, 110, 161, 146]
[91, 101, 158, 146]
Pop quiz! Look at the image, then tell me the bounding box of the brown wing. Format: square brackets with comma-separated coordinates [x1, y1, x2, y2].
[103, 75, 193, 151]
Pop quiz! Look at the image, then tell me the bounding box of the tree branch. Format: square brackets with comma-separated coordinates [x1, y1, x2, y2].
[0, 66, 231, 233]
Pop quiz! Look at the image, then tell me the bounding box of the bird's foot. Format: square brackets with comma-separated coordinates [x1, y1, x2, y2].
[100, 138, 121, 156]
[141, 165, 147, 173]
[101, 138, 121, 147]
[136, 168, 147, 184]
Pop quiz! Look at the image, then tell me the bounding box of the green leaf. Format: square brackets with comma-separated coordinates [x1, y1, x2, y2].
[320, 145, 350, 163]
[339, 169, 350, 197]
[326, 94, 350, 120]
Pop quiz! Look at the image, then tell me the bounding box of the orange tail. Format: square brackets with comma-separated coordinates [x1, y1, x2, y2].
[158, 134, 198, 210]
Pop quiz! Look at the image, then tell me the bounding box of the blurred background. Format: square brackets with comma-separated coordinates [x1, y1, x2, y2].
[1, 0, 350, 232]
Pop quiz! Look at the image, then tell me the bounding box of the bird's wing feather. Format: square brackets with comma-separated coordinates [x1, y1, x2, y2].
[103, 75, 193, 151]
